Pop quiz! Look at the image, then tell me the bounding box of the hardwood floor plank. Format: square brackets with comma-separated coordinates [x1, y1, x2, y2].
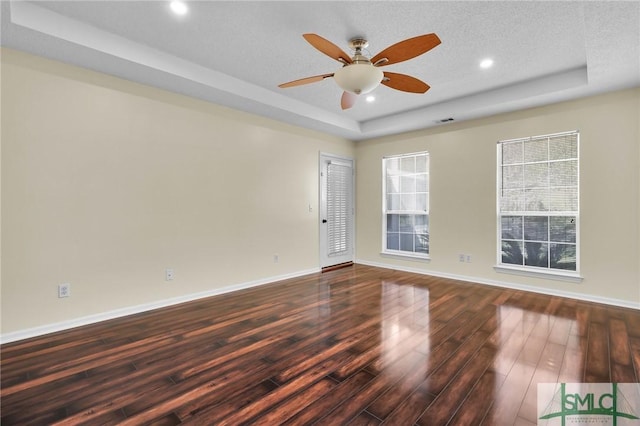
[629, 337, 640, 382]
[1, 264, 638, 425]
[585, 321, 611, 382]
[447, 369, 506, 426]
[517, 341, 565, 423]
[349, 410, 382, 426]
[380, 385, 435, 426]
[416, 344, 496, 425]
[419, 328, 491, 395]
[609, 317, 637, 382]
[283, 370, 375, 426]
[250, 377, 337, 424]
[177, 379, 278, 423]
[365, 338, 457, 420]
[313, 350, 429, 425]
[481, 360, 536, 425]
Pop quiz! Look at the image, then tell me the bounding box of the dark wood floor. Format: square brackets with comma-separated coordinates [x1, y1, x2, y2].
[2, 264, 639, 425]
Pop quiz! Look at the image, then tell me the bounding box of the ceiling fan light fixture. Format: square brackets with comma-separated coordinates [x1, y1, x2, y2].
[170, 1, 188, 16]
[333, 64, 383, 95]
[480, 58, 494, 69]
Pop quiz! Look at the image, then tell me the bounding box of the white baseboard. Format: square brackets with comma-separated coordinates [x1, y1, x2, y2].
[4, 262, 637, 344]
[0, 267, 320, 344]
[356, 259, 640, 310]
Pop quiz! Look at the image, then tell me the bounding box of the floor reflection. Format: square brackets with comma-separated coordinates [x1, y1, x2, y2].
[380, 281, 431, 379]
[486, 303, 580, 423]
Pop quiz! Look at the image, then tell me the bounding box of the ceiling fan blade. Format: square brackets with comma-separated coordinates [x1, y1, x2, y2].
[341, 91, 357, 110]
[382, 72, 430, 93]
[371, 33, 441, 67]
[303, 34, 353, 64]
[279, 73, 334, 88]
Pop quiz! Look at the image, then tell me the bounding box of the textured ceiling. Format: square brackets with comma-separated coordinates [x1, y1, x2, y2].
[2, 1, 639, 140]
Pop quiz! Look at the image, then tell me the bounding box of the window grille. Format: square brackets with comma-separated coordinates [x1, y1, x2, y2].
[497, 131, 579, 273]
[383, 152, 429, 257]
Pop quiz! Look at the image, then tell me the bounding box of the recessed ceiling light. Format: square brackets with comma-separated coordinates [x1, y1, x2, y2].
[480, 58, 494, 69]
[170, 1, 188, 15]
[366, 95, 376, 103]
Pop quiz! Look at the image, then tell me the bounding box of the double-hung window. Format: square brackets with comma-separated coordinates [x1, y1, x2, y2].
[383, 152, 429, 258]
[497, 131, 579, 276]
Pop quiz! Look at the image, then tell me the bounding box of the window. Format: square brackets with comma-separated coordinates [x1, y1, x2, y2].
[383, 152, 429, 258]
[497, 131, 579, 275]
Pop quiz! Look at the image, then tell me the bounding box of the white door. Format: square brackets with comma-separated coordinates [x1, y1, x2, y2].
[319, 154, 355, 268]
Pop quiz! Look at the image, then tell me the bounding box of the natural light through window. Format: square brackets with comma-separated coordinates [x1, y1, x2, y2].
[383, 152, 429, 258]
[497, 131, 580, 277]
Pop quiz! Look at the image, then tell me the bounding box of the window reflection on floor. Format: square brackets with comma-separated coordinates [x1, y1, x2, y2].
[380, 281, 431, 380]
[487, 304, 580, 423]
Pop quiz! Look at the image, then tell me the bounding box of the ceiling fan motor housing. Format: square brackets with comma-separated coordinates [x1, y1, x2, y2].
[334, 38, 383, 95]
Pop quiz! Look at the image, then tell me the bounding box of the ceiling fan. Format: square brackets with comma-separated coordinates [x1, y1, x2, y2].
[279, 33, 441, 110]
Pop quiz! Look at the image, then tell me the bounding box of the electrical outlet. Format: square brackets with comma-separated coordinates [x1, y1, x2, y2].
[459, 254, 465, 263]
[466, 255, 472, 263]
[273, 254, 279, 263]
[58, 283, 70, 298]
[165, 268, 174, 281]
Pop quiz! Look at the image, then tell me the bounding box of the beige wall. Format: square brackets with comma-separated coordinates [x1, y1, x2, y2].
[1, 49, 354, 334]
[356, 88, 640, 305]
[2, 47, 639, 338]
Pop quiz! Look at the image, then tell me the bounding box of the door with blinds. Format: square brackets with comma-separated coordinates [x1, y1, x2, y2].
[319, 154, 354, 268]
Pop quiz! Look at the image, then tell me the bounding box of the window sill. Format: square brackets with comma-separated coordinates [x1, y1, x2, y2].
[493, 265, 583, 283]
[381, 251, 431, 262]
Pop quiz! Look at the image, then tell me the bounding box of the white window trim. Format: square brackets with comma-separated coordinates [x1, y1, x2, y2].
[381, 251, 431, 261]
[496, 130, 581, 278]
[381, 151, 430, 260]
[493, 264, 583, 282]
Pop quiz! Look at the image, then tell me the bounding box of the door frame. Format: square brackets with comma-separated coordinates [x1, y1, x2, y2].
[319, 152, 355, 268]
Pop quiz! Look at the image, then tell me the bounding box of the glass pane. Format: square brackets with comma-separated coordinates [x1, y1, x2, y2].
[501, 240, 523, 265]
[525, 188, 549, 211]
[399, 215, 413, 232]
[502, 165, 523, 189]
[550, 216, 576, 243]
[524, 138, 548, 162]
[550, 244, 576, 270]
[550, 187, 578, 211]
[501, 216, 523, 239]
[401, 194, 415, 211]
[416, 155, 428, 173]
[385, 158, 399, 174]
[387, 214, 399, 232]
[401, 156, 415, 173]
[524, 163, 548, 188]
[416, 193, 428, 212]
[415, 173, 428, 192]
[524, 216, 548, 241]
[550, 136, 577, 160]
[500, 189, 524, 212]
[415, 214, 429, 233]
[386, 175, 400, 194]
[415, 234, 429, 253]
[401, 175, 415, 193]
[549, 160, 577, 187]
[524, 242, 548, 267]
[387, 233, 400, 250]
[400, 233, 414, 252]
[387, 194, 401, 210]
[502, 141, 522, 165]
